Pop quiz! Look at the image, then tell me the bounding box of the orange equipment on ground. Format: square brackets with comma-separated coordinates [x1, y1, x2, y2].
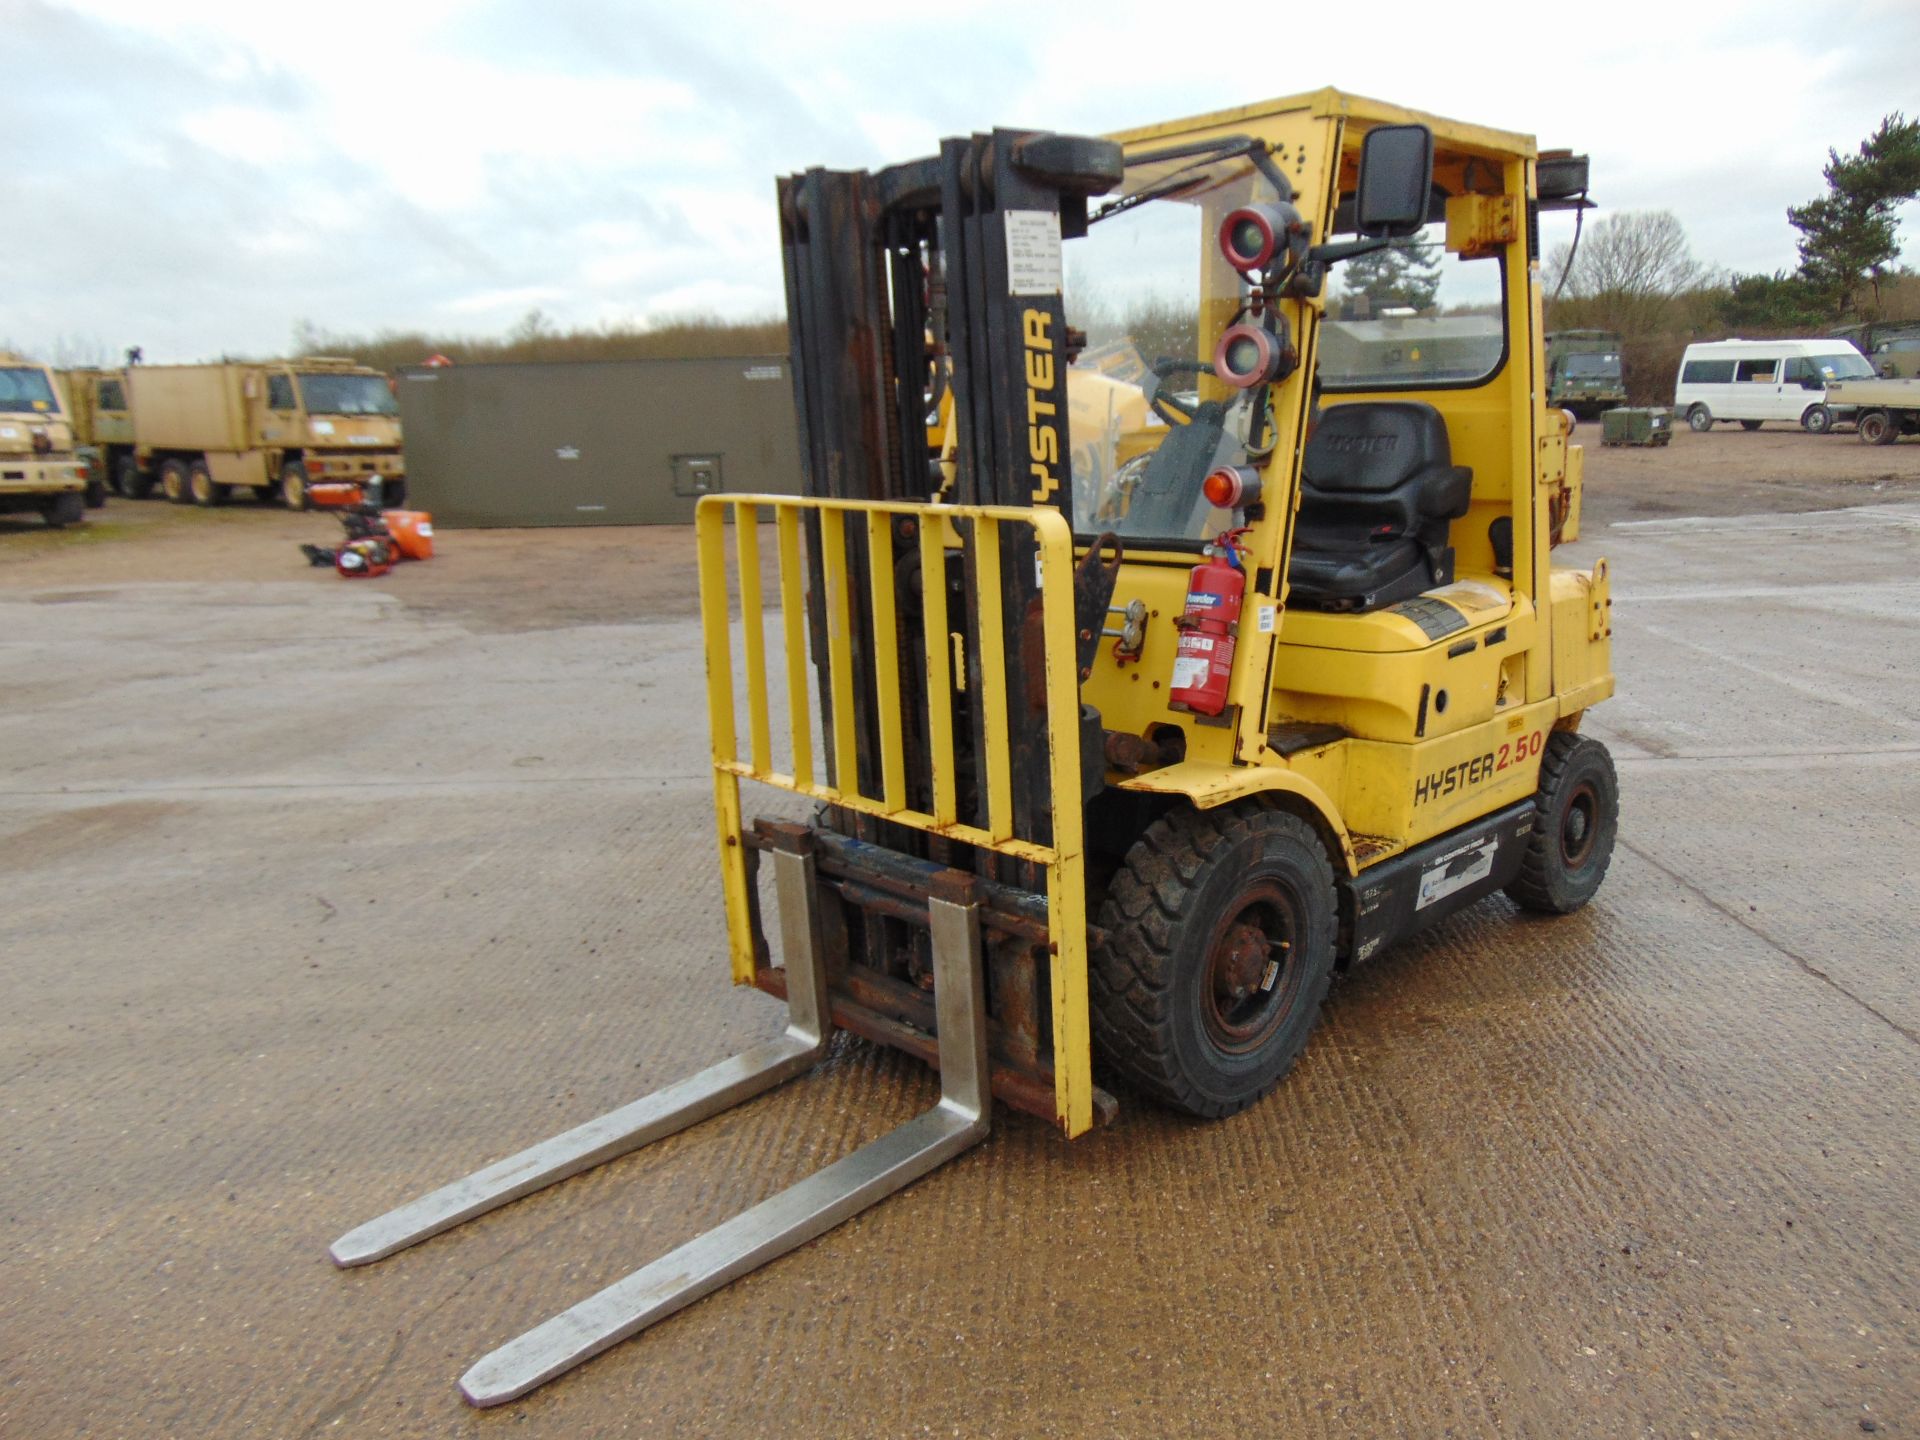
[299, 506, 435, 578]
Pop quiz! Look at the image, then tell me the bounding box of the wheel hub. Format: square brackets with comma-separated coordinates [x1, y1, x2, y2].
[1202, 884, 1299, 1053]
[1560, 780, 1599, 868]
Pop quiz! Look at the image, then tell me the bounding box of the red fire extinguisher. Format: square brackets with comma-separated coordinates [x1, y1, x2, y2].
[1169, 531, 1247, 716]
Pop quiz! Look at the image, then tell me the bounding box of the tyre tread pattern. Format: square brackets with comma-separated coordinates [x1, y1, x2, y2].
[1505, 731, 1618, 914]
[1088, 800, 1334, 1119]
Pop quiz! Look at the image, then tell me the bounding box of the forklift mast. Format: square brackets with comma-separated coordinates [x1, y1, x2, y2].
[777, 131, 1122, 864]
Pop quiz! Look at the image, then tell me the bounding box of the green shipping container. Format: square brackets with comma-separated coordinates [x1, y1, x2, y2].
[1600, 407, 1673, 447]
[396, 355, 803, 526]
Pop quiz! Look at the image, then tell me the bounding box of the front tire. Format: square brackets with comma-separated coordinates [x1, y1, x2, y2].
[117, 456, 153, 500]
[1091, 802, 1337, 1118]
[1859, 409, 1900, 446]
[1506, 733, 1619, 914]
[281, 460, 311, 511]
[1802, 405, 1834, 435]
[42, 492, 85, 529]
[1687, 405, 1714, 432]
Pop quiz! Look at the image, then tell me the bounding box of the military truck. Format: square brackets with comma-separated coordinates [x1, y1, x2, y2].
[1832, 321, 1920, 378]
[0, 353, 89, 528]
[58, 368, 131, 505]
[121, 357, 406, 509]
[1545, 329, 1626, 417]
[1824, 376, 1920, 444]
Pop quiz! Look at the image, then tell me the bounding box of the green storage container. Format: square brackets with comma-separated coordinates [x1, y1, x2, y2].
[1600, 407, 1673, 447]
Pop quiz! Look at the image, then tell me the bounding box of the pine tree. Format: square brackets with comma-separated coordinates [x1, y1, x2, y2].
[1789, 113, 1920, 316]
[1336, 240, 1442, 316]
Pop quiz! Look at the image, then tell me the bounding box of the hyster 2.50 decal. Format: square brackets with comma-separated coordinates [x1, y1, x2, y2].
[1414, 730, 1544, 806]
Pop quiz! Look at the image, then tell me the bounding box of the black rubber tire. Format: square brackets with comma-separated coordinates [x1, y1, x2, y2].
[41, 491, 85, 529]
[1802, 405, 1834, 435]
[117, 456, 153, 500]
[1090, 802, 1337, 1118]
[1505, 732, 1618, 915]
[1687, 405, 1714, 432]
[83, 472, 107, 508]
[281, 460, 311, 511]
[1739, 419, 1763, 431]
[383, 477, 407, 508]
[189, 460, 224, 507]
[1859, 409, 1900, 446]
[159, 458, 192, 504]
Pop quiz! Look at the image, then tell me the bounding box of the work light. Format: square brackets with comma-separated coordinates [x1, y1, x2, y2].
[1218, 203, 1299, 272]
[1212, 322, 1290, 389]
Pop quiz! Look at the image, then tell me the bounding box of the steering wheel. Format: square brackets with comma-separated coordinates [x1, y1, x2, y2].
[1145, 358, 1214, 425]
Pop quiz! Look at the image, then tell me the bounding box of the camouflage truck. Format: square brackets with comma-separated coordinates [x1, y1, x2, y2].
[1833, 321, 1920, 379]
[122, 357, 406, 509]
[1545, 329, 1626, 418]
[58, 367, 131, 505]
[0, 353, 89, 529]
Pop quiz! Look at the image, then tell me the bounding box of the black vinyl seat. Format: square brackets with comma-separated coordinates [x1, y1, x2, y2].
[1287, 401, 1473, 613]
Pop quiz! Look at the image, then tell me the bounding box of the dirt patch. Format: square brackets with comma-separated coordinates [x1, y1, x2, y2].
[0, 799, 187, 869]
[1581, 423, 1920, 525]
[4, 426, 1914, 632]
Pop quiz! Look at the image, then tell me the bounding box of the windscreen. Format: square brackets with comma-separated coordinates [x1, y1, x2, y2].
[1063, 150, 1274, 545]
[297, 372, 399, 416]
[1319, 219, 1505, 390]
[1562, 352, 1620, 379]
[1810, 352, 1874, 381]
[0, 366, 60, 414]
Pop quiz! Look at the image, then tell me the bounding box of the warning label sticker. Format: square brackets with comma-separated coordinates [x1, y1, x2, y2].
[1171, 655, 1211, 690]
[1005, 211, 1063, 296]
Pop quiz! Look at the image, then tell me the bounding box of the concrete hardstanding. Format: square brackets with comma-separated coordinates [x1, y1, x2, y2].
[1, 464, 1918, 1435]
[396, 356, 803, 527]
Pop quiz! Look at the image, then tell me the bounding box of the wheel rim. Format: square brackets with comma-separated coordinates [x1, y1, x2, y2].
[1560, 780, 1600, 870]
[285, 472, 305, 507]
[1200, 880, 1301, 1054]
[192, 473, 210, 502]
[1864, 414, 1887, 442]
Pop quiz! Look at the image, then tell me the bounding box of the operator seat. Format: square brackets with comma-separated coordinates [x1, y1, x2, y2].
[1286, 400, 1473, 613]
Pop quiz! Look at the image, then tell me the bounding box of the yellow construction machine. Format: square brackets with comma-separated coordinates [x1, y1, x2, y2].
[333, 88, 1617, 1405]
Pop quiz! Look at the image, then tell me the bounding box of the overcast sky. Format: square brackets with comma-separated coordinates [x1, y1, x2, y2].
[9, 0, 1918, 363]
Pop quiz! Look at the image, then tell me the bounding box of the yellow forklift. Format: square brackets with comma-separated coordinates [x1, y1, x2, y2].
[333, 88, 1616, 1405]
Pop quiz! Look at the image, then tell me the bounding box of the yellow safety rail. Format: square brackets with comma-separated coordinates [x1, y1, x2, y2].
[696, 495, 1092, 1137]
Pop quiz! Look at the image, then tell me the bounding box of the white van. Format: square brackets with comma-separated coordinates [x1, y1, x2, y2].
[1674, 338, 1876, 433]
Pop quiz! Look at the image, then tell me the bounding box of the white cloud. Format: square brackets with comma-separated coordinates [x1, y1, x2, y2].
[10, 0, 1920, 360]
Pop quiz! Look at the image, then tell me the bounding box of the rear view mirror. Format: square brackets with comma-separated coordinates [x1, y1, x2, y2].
[1355, 124, 1434, 238]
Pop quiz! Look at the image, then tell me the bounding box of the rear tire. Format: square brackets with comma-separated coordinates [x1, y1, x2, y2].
[1090, 802, 1337, 1118]
[1739, 419, 1763, 431]
[83, 469, 107, 508]
[1859, 409, 1900, 446]
[1505, 733, 1618, 915]
[1687, 405, 1714, 432]
[1802, 405, 1834, 435]
[189, 461, 224, 507]
[159, 458, 192, 504]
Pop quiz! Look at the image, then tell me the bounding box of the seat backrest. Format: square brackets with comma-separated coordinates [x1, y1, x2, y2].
[1304, 401, 1453, 495]
[1299, 400, 1471, 539]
